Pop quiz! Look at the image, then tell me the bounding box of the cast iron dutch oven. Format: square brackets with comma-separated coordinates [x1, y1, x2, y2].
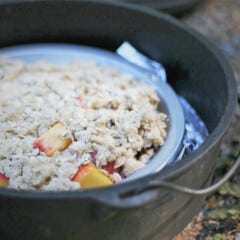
[0, 1, 237, 240]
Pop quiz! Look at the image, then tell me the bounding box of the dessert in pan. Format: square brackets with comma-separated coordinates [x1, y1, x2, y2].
[0, 44, 185, 191]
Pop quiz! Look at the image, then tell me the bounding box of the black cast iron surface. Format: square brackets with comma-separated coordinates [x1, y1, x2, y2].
[0, 1, 237, 240]
[114, 0, 203, 15]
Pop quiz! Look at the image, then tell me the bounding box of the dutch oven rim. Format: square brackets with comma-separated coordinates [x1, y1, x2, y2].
[0, 0, 237, 203]
[116, 0, 203, 15]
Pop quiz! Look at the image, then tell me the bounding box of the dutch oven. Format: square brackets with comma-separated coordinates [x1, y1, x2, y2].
[0, 1, 237, 240]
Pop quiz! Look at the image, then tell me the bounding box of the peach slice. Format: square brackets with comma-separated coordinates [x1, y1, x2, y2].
[34, 122, 72, 157]
[72, 162, 113, 189]
[0, 173, 9, 188]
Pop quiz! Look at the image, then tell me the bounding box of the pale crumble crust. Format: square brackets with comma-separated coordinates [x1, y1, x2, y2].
[0, 56, 167, 191]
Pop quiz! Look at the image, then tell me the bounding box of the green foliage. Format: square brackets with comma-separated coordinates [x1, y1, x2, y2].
[208, 207, 240, 220]
[208, 208, 228, 220]
[219, 182, 240, 198]
[213, 233, 226, 240]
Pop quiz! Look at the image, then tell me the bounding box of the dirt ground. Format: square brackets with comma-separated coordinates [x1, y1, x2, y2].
[174, 0, 240, 239]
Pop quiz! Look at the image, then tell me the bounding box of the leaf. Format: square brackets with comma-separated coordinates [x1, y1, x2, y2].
[219, 182, 240, 198]
[227, 208, 240, 220]
[208, 208, 228, 220]
[230, 147, 240, 159]
[213, 233, 226, 240]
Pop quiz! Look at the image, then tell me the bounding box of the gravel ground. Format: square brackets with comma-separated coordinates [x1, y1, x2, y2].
[174, 0, 240, 239]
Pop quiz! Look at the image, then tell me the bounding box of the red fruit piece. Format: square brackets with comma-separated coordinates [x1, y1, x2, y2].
[103, 162, 117, 175]
[0, 173, 9, 188]
[34, 122, 72, 157]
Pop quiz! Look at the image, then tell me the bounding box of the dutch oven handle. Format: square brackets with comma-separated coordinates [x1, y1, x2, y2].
[135, 96, 240, 197]
[140, 155, 240, 196]
[96, 155, 240, 210]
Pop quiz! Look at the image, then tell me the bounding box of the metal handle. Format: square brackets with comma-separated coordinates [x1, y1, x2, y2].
[140, 153, 240, 196]
[95, 155, 240, 211]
